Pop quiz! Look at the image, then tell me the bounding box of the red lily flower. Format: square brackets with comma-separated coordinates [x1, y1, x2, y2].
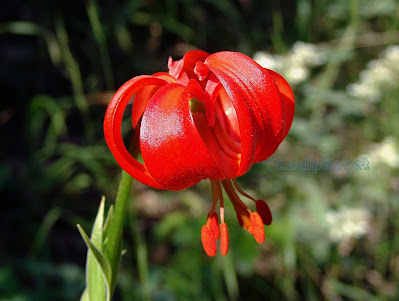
[104, 50, 295, 256]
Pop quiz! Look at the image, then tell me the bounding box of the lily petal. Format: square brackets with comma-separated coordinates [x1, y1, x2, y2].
[266, 69, 295, 140]
[193, 112, 240, 179]
[205, 52, 283, 176]
[168, 50, 210, 85]
[140, 84, 223, 190]
[104, 76, 170, 189]
[132, 72, 177, 128]
[205, 52, 289, 166]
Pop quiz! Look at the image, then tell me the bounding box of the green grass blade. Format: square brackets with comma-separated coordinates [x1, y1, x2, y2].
[54, 15, 94, 142]
[78, 222, 111, 301]
[221, 253, 239, 301]
[128, 212, 151, 301]
[86, 0, 114, 90]
[29, 207, 61, 256]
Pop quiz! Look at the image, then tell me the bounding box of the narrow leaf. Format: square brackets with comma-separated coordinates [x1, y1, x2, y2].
[80, 288, 89, 301]
[103, 204, 114, 246]
[87, 197, 105, 301]
[78, 224, 112, 301]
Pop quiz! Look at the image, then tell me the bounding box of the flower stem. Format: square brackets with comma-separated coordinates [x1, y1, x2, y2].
[104, 170, 133, 293]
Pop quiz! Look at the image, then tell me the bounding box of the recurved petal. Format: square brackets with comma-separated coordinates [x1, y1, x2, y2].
[132, 72, 177, 128]
[266, 69, 295, 140]
[104, 75, 170, 189]
[204, 68, 256, 176]
[205, 51, 286, 174]
[180, 50, 210, 77]
[168, 50, 210, 83]
[140, 84, 222, 190]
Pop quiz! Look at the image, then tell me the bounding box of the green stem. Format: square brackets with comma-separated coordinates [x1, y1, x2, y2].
[104, 171, 133, 294]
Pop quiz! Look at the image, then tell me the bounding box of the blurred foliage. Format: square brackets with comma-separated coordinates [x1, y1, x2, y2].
[1, 0, 399, 300]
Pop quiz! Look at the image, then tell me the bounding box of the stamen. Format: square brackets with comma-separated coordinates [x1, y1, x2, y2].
[232, 179, 256, 202]
[221, 179, 253, 234]
[208, 180, 221, 240]
[221, 180, 251, 213]
[218, 181, 225, 224]
[220, 207, 225, 224]
[256, 200, 273, 226]
[250, 212, 265, 243]
[205, 179, 268, 255]
[209, 180, 220, 215]
[218, 180, 228, 255]
[232, 179, 273, 226]
[236, 212, 244, 227]
[220, 223, 229, 256]
[234, 204, 253, 234]
[201, 225, 217, 256]
[208, 212, 219, 240]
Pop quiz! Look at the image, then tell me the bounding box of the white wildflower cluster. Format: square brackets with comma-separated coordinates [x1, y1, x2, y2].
[347, 45, 399, 102]
[253, 52, 282, 72]
[253, 41, 325, 85]
[326, 206, 371, 243]
[360, 137, 399, 168]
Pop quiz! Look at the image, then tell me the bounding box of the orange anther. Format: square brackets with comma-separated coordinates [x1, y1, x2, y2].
[208, 212, 220, 239]
[250, 212, 265, 243]
[201, 225, 216, 256]
[256, 200, 272, 226]
[220, 223, 229, 256]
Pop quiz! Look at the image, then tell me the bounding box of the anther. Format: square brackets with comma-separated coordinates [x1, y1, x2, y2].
[250, 212, 265, 243]
[201, 225, 217, 256]
[221, 179, 254, 234]
[208, 212, 220, 240]
[256, 200, 273, 226]
[220, 223, 229, 256]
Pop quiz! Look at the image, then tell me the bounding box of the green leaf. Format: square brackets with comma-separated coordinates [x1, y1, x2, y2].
[80, 288, 89, 301]
[103, 204, 114, 246]
[78, 222, 111, 301]
[87, 197, 106, 301]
